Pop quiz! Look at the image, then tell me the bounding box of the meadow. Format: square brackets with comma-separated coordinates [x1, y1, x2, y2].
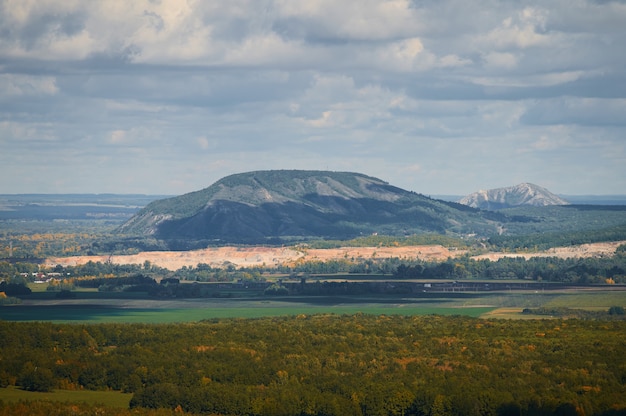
[0, 296, 495, 323]
[2, 283, 625, 323]
[0, 386, 132, 408]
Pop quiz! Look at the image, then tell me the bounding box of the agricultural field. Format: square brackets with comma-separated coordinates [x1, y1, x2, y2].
[2, 282, 625, 323]
[0, 298, 496, 323]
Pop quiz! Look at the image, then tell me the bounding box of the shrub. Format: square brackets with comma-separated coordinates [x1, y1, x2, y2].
[17, 364, 55, 392]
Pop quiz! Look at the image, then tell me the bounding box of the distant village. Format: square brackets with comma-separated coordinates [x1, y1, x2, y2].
[20, 271, 68, 284]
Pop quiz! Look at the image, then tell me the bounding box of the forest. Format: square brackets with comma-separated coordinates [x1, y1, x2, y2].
[1, 315, 625, 416]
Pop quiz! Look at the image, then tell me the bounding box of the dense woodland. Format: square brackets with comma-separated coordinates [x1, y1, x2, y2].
[1, 316, 625, 415]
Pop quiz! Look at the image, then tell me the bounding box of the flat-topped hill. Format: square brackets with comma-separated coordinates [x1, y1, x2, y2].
[117, 170, 499, 243]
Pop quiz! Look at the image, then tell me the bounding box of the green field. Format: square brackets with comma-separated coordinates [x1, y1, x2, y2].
[0, 301, 495, 323]
[3, 286, 626, 323]
[0, 386, 132, 408]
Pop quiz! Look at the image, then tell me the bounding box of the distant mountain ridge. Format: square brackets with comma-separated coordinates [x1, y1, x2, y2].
[117, 170, 501, 244]
[459, 183, 569, 210]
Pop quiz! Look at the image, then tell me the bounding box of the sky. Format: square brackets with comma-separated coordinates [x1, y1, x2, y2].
[1, 0, 625, 196]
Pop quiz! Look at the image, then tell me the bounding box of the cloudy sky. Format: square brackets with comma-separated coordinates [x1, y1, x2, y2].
[1, 0, 625, 196]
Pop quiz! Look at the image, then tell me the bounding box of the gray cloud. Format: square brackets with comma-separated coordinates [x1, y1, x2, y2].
[0, 0, 624, 195]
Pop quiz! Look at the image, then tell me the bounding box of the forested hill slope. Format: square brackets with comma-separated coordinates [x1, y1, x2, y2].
[117, 170, 501, 243]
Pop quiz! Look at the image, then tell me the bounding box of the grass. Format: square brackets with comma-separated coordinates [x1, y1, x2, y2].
[0, 386, 132, 408]
[4, 286, 625, 323]
[543, 291, 626, 308]
[481, 308, 532, 319]
[24, 288, 154, 300]
[26, 283, 52, 293]
[0, 301, 494, 323]
[479, 290, 626, 319]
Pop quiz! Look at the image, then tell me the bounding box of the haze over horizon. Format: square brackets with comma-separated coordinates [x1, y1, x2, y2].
[1, 1, 625, 196]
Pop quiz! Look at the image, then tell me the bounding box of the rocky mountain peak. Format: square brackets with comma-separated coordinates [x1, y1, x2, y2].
[459, 183, 569, 210]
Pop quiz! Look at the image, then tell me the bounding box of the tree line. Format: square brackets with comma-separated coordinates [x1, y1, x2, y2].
[2, 245, 626, 290]
[2, 210, 625, 259]
[392, 253, 626, 283]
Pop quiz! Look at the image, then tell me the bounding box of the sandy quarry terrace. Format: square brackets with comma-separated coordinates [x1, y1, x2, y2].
[471, 241, 626, 261]
[45, 241, 625, 271]
[45, 245, 456, 271]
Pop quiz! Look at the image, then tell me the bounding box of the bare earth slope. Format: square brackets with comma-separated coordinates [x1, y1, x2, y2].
[46, 245, 456, 271]
[45, 241, 625, 271]
[471, 241, 625, 261]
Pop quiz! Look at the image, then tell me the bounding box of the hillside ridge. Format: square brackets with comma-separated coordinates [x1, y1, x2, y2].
[459, 183, 569, 210]
[117, 170, 498, 243]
